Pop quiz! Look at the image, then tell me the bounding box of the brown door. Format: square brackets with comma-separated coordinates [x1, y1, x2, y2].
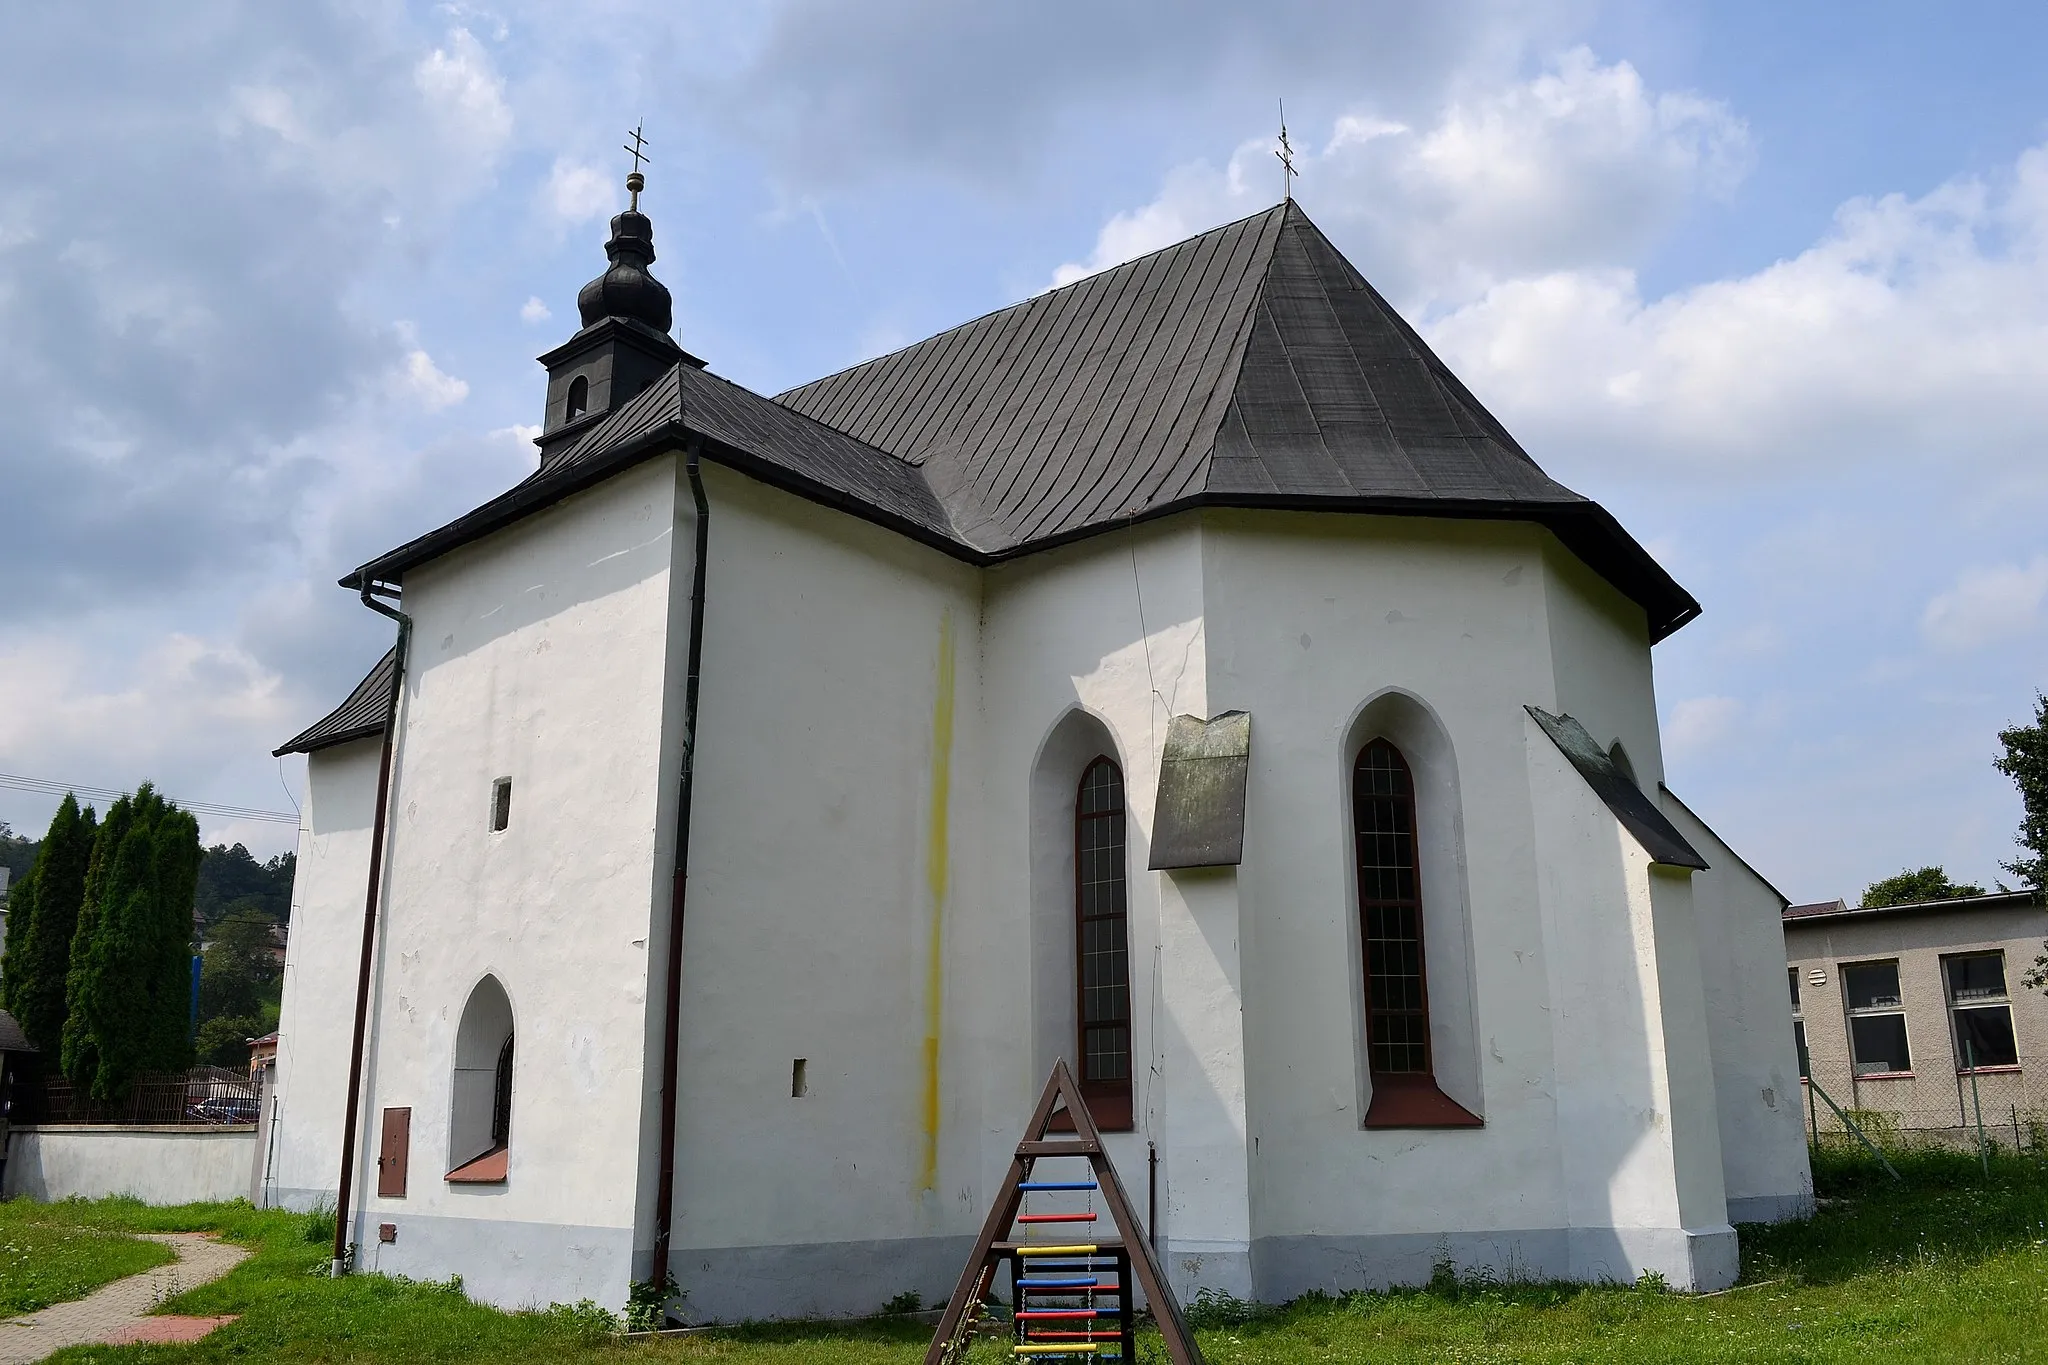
[377, 1107, 410, 1198]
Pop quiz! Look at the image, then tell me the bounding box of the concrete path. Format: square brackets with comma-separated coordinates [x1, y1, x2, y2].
[0, 1233, 249, 1363]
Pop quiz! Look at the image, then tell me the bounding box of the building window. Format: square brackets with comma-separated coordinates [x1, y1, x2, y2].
[491, 778, 512, 832]
[1843, 961, 1911, 1076]
[1790, 967, 1810, 1079]
[565, 374, 589, 422]
[1946, 952, 2019, 1071]
[1075, 756, 1133, 1129]
[1356, 740, 1430, 1077]
[449, 975, 514, 1182]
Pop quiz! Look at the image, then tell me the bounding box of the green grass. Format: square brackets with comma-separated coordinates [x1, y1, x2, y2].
[20, 1145, 2048, 1362]
[0, 1199, 175, 1314]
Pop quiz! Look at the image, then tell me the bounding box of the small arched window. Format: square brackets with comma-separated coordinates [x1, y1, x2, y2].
[565, 374, 590, 422]
[449, 975, 514, 1182]
[1075, 756, 1133, 1129]
[1355, 740, 1430, 1077]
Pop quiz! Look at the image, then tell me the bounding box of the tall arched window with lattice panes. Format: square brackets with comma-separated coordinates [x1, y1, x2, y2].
[1075, 756, 1134, 1130]
[1354, 738, 1480, 1127]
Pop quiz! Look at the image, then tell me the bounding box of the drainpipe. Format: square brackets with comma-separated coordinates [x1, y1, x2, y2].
[649, 436, 708, 1309]
[332, 579, 410, 1277]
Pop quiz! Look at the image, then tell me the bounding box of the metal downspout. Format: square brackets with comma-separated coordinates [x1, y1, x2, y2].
[649, 436, 708, 1308]
[332, 581, 410, 1276]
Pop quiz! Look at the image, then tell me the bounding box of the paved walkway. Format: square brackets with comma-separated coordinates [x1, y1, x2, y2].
[0, 1233, 249, 1363]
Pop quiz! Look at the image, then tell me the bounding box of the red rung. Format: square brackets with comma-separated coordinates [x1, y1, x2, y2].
[1016, 1212, 1098, 1223]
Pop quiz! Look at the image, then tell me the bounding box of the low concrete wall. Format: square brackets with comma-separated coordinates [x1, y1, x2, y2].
[3, 1125, 257, 1204]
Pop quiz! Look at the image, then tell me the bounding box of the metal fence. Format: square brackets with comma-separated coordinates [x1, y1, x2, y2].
[24, 1066, 260, 1127]
[1801, 1059, 2045, 1154]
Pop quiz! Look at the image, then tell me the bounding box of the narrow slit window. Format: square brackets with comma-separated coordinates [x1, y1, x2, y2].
[792, 1059, 808, 1098]
[1075, 756, 1133, 1129]
[1356, 739, 1430, 1077]
[491, 778, 512, 833]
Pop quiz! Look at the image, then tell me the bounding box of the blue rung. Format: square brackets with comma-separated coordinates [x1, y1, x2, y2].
[1018, 1181, 1099, 1191]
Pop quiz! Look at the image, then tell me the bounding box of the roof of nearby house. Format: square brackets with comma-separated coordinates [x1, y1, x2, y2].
[1527, 707, 1707, 870]
[0, 1009, 33, 1054]
[273, 647, 398, 757]
[1783, 889, 2044, 925]
[337, 202, 1697, 641]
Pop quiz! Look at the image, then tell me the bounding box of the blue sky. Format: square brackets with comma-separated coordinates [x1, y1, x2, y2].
[2, 1, 2043, 903]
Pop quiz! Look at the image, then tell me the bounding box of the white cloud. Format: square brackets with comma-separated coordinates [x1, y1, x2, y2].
[414, 27, 511, 155]
[1665, 695, 1741, 758]
[1921, 556, 2048, 651]
[1426, 143, 2048, 473]
[520, 295, 551, 324]
[1053, 48, 1747, 299]
[545, 158, 614, 225]
[393, 348, 469, 410]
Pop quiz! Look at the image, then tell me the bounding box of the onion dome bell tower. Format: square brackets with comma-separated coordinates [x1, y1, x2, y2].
[536, 162, 700, 464]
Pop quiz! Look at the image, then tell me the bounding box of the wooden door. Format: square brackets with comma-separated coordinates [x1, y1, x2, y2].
[377, 1107, 410, 1198]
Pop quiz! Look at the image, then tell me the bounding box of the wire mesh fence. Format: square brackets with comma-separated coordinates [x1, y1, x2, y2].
[1801, 1060, 2045, 1155]
[23, 1066, 260, 1127]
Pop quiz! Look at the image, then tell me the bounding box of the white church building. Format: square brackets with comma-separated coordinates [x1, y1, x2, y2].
[268, 185, 1811, 1319]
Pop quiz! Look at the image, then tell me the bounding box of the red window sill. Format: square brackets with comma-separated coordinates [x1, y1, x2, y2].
[446, 1146, 508, 1183]
[1958, 1065, 2022, 1075]
[1852, 1071, 1914, 1081]
[1363, 1075, 1483, 1129]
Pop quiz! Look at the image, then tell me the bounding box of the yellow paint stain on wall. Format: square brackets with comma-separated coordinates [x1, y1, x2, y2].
[920, 610, 955, 1193]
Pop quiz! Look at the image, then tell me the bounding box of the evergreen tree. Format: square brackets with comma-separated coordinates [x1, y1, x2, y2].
[61, 785, 200, 1098]
[0, 795, 97, 1052]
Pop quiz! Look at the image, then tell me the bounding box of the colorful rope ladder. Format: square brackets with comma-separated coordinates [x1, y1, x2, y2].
[924, 1061, 1204, 1365]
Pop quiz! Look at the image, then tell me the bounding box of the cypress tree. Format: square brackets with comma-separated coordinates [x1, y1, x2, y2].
[62, 785, 199, 1099]
[0, 859, 33, 1013]
[0, 795, 97, 1052]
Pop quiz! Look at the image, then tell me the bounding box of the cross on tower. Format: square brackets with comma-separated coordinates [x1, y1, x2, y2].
[623, 123, 651, 210]
[1276, 99, 1298, 203]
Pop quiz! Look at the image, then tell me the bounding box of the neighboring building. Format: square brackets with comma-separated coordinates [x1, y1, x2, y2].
[0, 1008, 33, 1193]
[0, 866, 11, 964]
[266, 184, 1809, 1317]
[1784, 891, 2048, 1144]
[247, 1031, 279, 1080]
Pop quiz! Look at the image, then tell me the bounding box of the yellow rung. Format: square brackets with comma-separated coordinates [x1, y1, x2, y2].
[1017, 1244, 1098, 1257]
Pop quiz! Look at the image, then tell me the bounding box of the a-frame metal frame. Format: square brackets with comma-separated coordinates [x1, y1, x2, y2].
[925, 1060, 1205, 1364]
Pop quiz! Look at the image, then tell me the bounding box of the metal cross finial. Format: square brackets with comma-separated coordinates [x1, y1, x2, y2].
[1276, 100, 1298, 203]
[623, 123, 651, 210]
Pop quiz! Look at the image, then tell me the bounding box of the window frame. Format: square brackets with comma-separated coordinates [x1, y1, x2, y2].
[1841, 959, 1913, 1078]
[1073, 755, 1134, 1131]
[1351, 736, 1480, 1128]
[1944, 951, 2020, 1073]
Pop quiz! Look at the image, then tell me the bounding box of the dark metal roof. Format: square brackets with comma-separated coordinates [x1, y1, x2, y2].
[781, 202, 1697, 639]
[0, 1008, 33, 1055]
[274, 648, 397, 757]
[1149, 711, 1251, 870]
[1527, 707, 1707, 870]
[345, 201, 1697, 640]
[1783, 890, 2042, 925]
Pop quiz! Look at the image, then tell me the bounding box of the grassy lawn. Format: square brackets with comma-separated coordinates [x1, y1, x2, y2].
[21, 1144, 2048, 1362]
[0, 1200, 175, 1315]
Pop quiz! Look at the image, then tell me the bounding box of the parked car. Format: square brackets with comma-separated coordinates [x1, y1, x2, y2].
[186, 1094, 259, 1125]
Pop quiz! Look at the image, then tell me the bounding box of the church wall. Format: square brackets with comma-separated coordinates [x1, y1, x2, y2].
[268, 736, 384, 1211]
[1538, 542, 1667, 791]
[350, 454, 682, 1309]
[1660, 791, 1814, 1223]
[662, 465, 986, 1322]
[1196, 510, 1740, 1296]
[980, 521, 1208, 1291]
[1197, 513, 1569, 1275]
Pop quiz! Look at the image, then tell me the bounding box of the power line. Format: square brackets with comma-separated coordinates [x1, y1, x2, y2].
[0, 772, 298, 825]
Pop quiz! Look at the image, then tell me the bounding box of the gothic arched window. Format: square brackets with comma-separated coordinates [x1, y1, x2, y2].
[448, 975, 514, 1182]
[565, 374, 590, 422]
[1355, 739, 1430, 1077]
[1075, 756, 1133, 1129]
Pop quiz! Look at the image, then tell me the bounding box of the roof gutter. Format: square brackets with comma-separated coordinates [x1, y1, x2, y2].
[332, 579, 409, 1277]
[648, 435, 708, 1313]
